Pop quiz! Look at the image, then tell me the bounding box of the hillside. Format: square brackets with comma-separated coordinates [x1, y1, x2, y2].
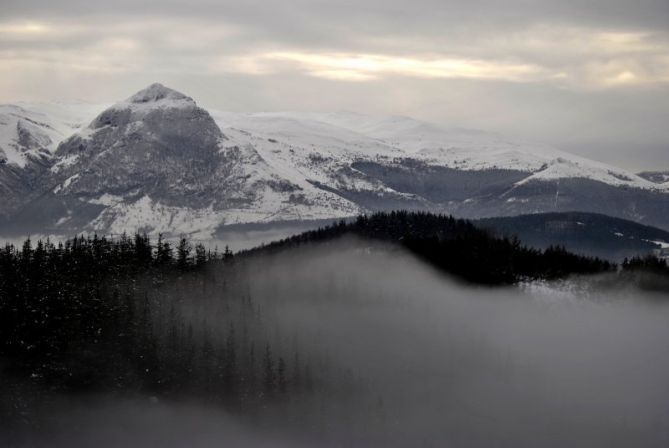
[244, 211, 614, 284]
[477, 212, 669, 261]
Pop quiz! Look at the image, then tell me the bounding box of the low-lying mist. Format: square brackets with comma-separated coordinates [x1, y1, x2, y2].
[4, 238, 669, 447]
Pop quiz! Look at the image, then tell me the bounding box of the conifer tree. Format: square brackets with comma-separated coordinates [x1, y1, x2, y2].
[277, 357, 287, 394]
[195, 243, 207, 266]
[263, 344, 275, 397]
[177, 237, 191, 269]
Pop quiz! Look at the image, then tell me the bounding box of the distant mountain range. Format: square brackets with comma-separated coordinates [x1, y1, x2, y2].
[478, 212, 669, 261]
[1, 83, 668, 238]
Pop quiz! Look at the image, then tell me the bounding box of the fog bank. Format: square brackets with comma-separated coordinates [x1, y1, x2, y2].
[4, 240, 669, 447]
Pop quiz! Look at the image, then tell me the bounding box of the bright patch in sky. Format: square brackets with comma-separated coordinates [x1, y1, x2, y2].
[253, 52, 545, 82]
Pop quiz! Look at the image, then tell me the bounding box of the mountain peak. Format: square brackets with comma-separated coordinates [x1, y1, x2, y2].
[127, 83, 193, 105]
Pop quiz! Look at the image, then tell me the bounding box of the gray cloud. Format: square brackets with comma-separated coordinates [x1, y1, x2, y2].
[4, 0, 669, 31]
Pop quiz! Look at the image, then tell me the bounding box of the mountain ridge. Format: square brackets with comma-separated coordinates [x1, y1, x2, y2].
[1, 83, 668, 237]
[477, 211, 669, 261]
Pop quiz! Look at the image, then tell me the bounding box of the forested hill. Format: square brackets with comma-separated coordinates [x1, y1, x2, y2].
[0, 234, 327, 436]
[243, 211, 615, 285]
[1, 215, 668, 439]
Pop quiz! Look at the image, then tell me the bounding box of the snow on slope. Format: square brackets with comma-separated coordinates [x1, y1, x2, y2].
[214, 111, 666, 192]
[212, 131, 362, 225]
[212, 112, 417, 201]
[39, 86, 363, 237]
[305, 112, 666, 191]
[2, 97, 662, 194]
[0, 101, 105, 167]
[0, 85, 198, 169]
[513, 154, 663, 190]
[88, 185, 360, 239]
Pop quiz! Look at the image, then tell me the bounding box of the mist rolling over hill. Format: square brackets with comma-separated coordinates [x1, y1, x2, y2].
[2, 231, 668, 447]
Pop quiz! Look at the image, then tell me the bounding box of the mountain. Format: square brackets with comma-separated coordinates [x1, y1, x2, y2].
[0, 101, 105, 219]
[215, 111, 669, 228]
[2, 84, 358, 237]
[1, 83, 668, 238]
[477, 212, 669, 261]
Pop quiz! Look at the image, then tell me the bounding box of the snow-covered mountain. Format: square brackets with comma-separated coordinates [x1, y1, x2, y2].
[1, 83, 668, 238]
[3, 84, 358, 237]
[0, 100, 108, 219]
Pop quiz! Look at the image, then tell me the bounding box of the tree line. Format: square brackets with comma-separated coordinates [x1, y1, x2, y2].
[0, 232, 336, 435]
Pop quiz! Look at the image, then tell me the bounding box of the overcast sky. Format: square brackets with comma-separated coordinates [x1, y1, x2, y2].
[1, 0, 667, 170]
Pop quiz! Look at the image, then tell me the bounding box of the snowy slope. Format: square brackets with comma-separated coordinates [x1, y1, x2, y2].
[212, 111, 665, 192]
[27, 85, 361, 237]
[294, 112, 665, 191]
[211, 111, 414, 199]
[0, 101, 105, 167]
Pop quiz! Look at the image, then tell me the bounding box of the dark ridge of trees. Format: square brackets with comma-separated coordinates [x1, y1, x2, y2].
[243, 211, 615, 285]
[620, 255, 669, 292]
[623, 255, 669, 274]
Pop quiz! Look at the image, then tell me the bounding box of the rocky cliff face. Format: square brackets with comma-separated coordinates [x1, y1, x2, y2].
[52, 83, 233, 207]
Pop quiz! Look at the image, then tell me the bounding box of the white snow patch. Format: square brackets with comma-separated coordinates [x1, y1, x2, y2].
[505, 197, 529, 203]
[644, 239, 669, 249]
[55, 215, 71, 226]
[88, 194, 124, 206]
[50, 153, 80, 173]
[91, 196, 224, 240]
[53, 173, 80, 193]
